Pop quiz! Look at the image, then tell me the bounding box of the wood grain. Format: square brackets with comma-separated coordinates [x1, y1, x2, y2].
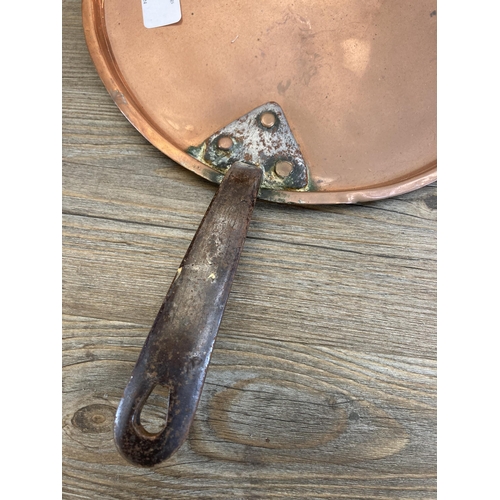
[63, 0, 436, 497]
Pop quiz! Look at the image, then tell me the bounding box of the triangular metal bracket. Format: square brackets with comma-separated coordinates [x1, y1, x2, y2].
[186, 102, 309, 191]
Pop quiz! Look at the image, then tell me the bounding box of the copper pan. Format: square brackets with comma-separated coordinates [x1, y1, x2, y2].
[82, 0, 436, 466]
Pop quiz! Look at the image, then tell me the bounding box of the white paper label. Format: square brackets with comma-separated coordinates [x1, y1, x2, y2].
[141, 0, 181, 29]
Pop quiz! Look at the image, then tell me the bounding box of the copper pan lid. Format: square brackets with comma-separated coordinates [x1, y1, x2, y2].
[83, 0, 436, 204]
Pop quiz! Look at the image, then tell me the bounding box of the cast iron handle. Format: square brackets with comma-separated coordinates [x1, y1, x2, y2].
[114, 162, 263, 466]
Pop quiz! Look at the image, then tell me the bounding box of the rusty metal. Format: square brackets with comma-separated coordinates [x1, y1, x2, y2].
[114, 162, 263, 466]
[82, 0, 436, 204]
[187, 103, 309, 191]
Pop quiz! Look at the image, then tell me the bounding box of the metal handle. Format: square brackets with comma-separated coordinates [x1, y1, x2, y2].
[114, 162, 263, 466]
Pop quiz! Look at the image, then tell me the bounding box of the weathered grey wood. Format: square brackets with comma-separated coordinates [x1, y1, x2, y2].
[63, 0, 436, 497]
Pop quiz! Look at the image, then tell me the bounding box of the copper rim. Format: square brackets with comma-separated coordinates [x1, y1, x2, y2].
[82, 0, 436, 204]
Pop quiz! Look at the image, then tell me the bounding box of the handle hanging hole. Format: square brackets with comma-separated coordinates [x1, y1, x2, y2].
[137, 384, 171, 434]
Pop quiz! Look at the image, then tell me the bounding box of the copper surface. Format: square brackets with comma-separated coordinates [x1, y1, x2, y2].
[82, 0, 436, 204]
[275, 160, 294, 178]
[260, 111, 278, 129]
[216, 136, 234, 151]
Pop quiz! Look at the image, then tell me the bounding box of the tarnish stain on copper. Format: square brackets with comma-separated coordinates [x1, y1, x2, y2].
[266, 7, 312, 35]
[277, 79, 292, 96]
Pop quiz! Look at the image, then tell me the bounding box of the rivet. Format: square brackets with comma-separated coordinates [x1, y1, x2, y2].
[217, 136, 233, 150]
[260, 112, 277, 129]
[274, 160, 294, 178]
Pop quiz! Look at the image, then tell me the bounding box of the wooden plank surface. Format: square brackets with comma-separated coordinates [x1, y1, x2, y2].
[63, 1, 437, 497]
